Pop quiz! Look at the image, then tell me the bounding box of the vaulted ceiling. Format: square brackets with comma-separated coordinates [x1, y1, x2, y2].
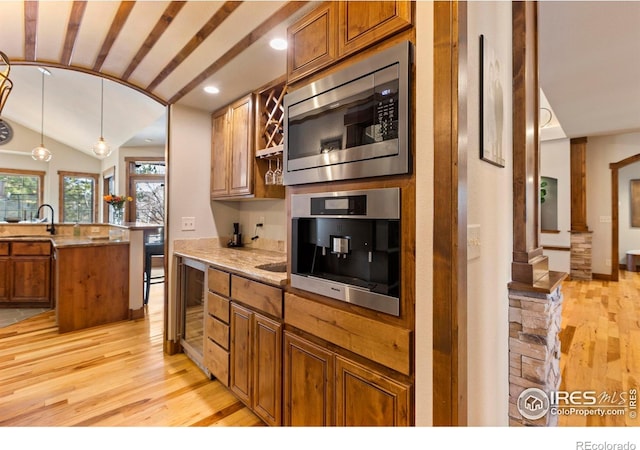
[0, 1, 314, 153]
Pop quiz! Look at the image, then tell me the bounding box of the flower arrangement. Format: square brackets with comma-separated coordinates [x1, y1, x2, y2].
[104, 194, 132, 208]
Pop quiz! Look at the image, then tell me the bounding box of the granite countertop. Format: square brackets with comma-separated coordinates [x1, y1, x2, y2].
[0, 235, 128, 248]
[174, 246, 288, 287]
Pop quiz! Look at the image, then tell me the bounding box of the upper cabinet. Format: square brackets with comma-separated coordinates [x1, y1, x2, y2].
[210, 78, 286, 200]
[287, 0, 413, 83]
[211, 94, 254, 199]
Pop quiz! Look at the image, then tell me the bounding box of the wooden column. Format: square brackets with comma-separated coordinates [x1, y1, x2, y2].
[511, 1, 548, 285]
[570, 137, 589, 232]
[433, 0, 467, 426]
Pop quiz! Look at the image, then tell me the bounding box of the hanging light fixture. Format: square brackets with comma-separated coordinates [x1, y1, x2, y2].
[31, 67, 52, 162]
[92, 78, 111, 157]
[0, 51, 14, 117]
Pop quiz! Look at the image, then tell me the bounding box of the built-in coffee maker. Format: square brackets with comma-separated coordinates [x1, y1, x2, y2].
[290, 188, 400, 316]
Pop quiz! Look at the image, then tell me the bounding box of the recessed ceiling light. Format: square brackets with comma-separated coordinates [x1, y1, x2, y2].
[204, 86, 220, 94]
[145, 138, 153, 143]
[269, 38, 287, 51]
[38, 67, 51, 76]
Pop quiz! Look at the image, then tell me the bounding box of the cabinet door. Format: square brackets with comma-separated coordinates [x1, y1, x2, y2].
[252, 313, 282, 426]
[230, 302, 253, 406]
[210, 108, 230, 198]
[337, 1, 413, 57]
[11, 257, 51, 305]
[228, 95, 254, 196]
[287, 1, 337, 83]
[0, 258, 10, 302]
[335, 356, 410, 426]
[283, 331, 334, 426]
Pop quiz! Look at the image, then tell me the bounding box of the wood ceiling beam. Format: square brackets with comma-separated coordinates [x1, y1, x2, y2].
[93, 1, 136, 72]
[61, 1, 88, 66]
[168, 1, 310, 104]
[24, 1, 38, 61]
[122, 1, 187, 81]
[146, 1, 243, 92]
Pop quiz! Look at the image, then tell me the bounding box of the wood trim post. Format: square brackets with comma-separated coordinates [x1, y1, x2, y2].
[511, 1, 548, 285]
[570, 137, 589, 232]
[433, 0, 467, 426]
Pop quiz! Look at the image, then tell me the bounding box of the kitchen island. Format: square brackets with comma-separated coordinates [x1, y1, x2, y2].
[0, 224, 130, 332]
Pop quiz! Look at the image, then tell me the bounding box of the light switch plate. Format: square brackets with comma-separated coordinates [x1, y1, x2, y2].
[181, 217, 195, 231]
[467, 224, 481, 260]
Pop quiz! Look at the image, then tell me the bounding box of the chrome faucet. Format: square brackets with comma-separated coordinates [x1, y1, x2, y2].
[37, 204, 56, 235]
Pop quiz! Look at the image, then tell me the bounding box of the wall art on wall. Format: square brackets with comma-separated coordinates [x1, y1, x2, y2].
[479, 34, 505, 168]
[631, 179, 640, 227]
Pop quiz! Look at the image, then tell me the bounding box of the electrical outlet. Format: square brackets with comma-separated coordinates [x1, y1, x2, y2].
[259, 216, 265, 225]
[181, 217, 195, 231]
[605, 259, 611, 267]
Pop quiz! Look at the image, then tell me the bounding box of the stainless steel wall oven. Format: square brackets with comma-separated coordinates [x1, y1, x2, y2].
[290, 188, 400, 316]
[283, 41, 411, 185]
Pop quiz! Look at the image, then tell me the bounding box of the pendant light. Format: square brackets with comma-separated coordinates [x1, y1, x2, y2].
[92, 77, 111, 157]
[31, 67, 52, 162]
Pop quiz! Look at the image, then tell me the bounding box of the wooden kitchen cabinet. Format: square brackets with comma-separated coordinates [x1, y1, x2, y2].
[287, 0, 413, 83]
[283, 331, 411, 426]
[210, 92, 283, 200]
[230, 302, 283, 427]
[287, 2, 337, 83]
[55, 244, 129, 333]
[335, 355, 410, 426]
[0, 240, 52, 308]
[204, 267, 231, 386]
[337, 1, 413, 58]
[210, 94, 254, 199]
[283, 331, 334, 426]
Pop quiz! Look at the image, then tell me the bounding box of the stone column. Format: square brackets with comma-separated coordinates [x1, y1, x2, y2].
[570, 231, 593, 281]
[508, 283, 564, 426]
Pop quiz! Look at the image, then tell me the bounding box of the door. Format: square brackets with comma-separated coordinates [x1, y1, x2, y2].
[230, 302, 253, 406]
[283, 331, 334, 426]
[335, 356, 410, 426]
[210, 108, 230, 197]
[228, 95, 254, 196]
[252, 313, 282, 426]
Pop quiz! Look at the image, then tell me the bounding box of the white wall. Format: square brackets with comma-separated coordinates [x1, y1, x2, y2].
[0, 118, 102, 220]
[414, 0, 434, 426]
[540, 138, 571, 273]
[466, 1, 513, 426]
[618, 161, 640, 264]
[586, 132, 640, 275]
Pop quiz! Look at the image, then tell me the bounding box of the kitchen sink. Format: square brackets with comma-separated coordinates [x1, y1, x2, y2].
[254, 262, 287, 273]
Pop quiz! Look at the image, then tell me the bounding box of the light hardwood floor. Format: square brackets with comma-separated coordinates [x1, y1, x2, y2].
[558, 270, 640, 426]
[2, 273, 637, 427]
[0, 283, 263, 427]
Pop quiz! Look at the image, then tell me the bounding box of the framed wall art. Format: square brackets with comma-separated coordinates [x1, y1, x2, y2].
[479, 34, 505, 168]
[631, 179, 640, 227]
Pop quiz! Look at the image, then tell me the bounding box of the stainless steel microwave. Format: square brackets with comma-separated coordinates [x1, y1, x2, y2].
[283, 41, 411, 185]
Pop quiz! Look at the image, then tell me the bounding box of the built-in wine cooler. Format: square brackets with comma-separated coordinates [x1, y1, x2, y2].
[177, 258, 206, 373]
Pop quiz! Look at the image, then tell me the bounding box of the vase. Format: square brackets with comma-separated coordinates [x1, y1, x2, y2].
[111, 205, 124, 225]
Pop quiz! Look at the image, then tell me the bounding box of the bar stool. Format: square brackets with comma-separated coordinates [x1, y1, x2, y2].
[144, 234, 164, 305]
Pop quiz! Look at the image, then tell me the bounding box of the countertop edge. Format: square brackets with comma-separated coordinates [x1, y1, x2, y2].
[174, 249, 288, 287]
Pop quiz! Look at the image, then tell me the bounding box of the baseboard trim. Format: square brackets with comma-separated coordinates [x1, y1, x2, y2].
[129, 307, 145, 320]
[592, 273, 612, 281]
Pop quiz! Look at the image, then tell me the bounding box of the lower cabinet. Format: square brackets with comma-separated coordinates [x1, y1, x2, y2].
[284, 331, 411, 426]
[230, 302, 282, 426]
[0, 240, 52, 307]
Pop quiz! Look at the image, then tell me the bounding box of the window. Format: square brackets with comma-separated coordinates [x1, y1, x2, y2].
[102, 166, 115, 223]
[126, 158, 165, 224]
[58, 171, 99, 223]
[0, 169, 45, 221]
